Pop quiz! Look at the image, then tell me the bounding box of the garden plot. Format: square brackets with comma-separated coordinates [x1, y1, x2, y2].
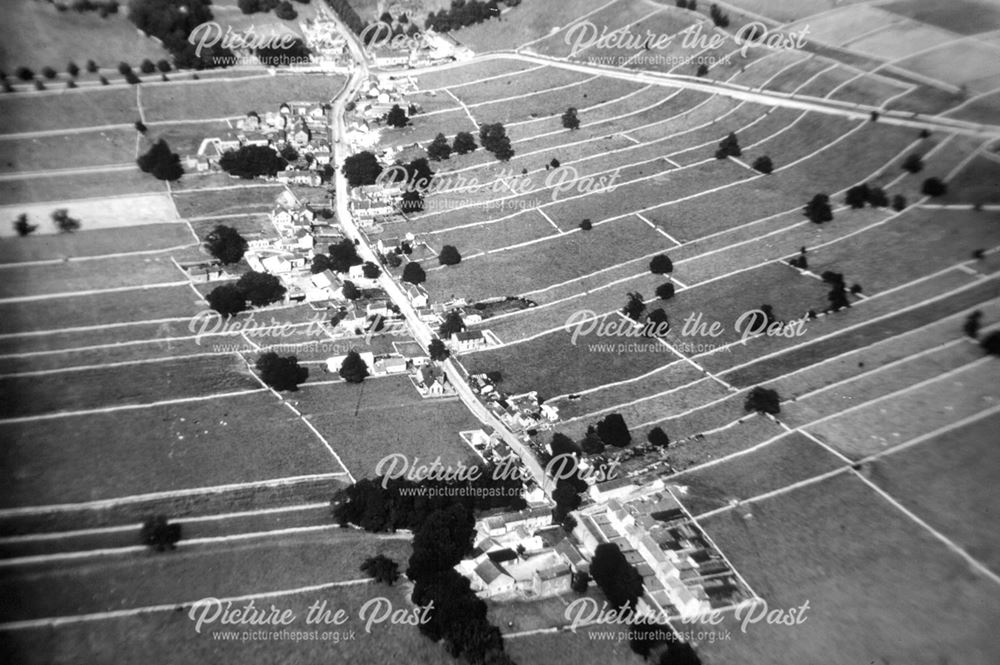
[140, 75, 345, 123]
[0, 170, 166, 207]
[290, 375, 481, 479]
[696, 473, 999, 665]
[425, 215, 673, 303]
[0, 128, 137, 174]
[189, 213, 275, 240]
[896, 40, 1000, 93]
[0, 283, 200, 335]
[379, 108, 476, 148]
[805, 357, 998, 459]
[710, 272, 997, 385]
[0, 531, 406, 623]
[0, 87, 138, 135]
[807, 208, 1000, 294]
[0, 253, 182, 299]
[867, 411, 1000, 571]
[171, 185, 286, 219]
[0, 353, 258, 419]
[670, 431, 844, 516]
[779, 339, 986, 427]
[0, 391, 343, 508]
[0, 223, 193, 264]
[882, 0, 1000, 35]
[4, 580, 450, 665]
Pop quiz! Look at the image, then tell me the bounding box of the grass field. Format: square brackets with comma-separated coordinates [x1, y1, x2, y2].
[0, 223, 194, 263]
[0, 253, 182, 298]
[0, 171, 168, 208]
[0, 128, 137, 173]
[172, 186, 287, 219]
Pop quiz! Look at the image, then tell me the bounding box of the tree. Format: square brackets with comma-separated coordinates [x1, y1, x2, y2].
[709, 3, 729, 27]
[901, 153, 923, 173]
[439, 245, 462, 266]
[51, 209, 81, 233]
[402, 261, 426, 285]
[256, 352, 308, 391]
[86, 59, 99, 73]
[744, 386, 780, 414]
[647, 426, 670, 448]
[140, 515, 181, 552]
[118, 61, 132, 76]
[275, 0, 298, 20]
[328, 238, 362, 273]
[207, 284, 247, 317]
[646, 308, 670, 336]
[452, 131, 478, 155]
[429, 338, 451, 361]
[649, 254, 673, 274]
[205, 225, 248, 264]
[339, 350, 370, 383]
[892, 194, 907, 211]
[845, 183, 870, 209]
[550, 432, 581, 458]
[696, 63, 709, 77]
[493, 137, 515, 162]
[99, 75, 108, 85]
[922, 177, 947, 197]
[804, 193, 833, 224]
[342, 151, 382, 187]
[867, 186, 888, 207]
[622, 291, 645, 321]
[580, 429, 605, 454]
[561, 107, 580, 130]
[42, 66, 57, 80]
[67, 61, 80, 77]
[596, 413, 631, 448]
[386, 104, 409, 128]
[157, 59, 172, 73]
[981, 331, 1000, 356]
[236, 271, 286, 306]
[964, 310, 982, 339]
[752, 155, 773, 174]
[16, 67, 34, 81]
[13, 214, 37, 237]
[439, 310, 466, 338]
[715, 132, 740, 159]
[280, 144, 299, 162]
[579, 219, 592, 231]
[140, 59, 156, 74]
[427, 133, 452, 161]
[35, 80, 45, 91]
[136, 138, 183, 180]
[341, 280, 361, 300]
[361, 554, 400, 585]
[656, 282, 676, 300]
[134, 120, 147, 133]
[219, 145, 287, 178]
[571, 571, 590, 593]
[590, 543, 643, 609]
[361, 261, 381, 279]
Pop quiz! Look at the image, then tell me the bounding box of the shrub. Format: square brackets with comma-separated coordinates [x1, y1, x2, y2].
[901, 153, 923, 173]
[141, 515, 181, 551]
[579, 218, 592, 231]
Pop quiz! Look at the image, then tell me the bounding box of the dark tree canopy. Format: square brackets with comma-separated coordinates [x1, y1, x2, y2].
[386, 104, 409, 128]
[438, 244, 462, 265]
[361, 554, 400, 585]
[429, 338, 451, 361]
[752, 155, 773, 174]
[622, 291, 645, 321]
[439, 310, 466, 338]
[656, 282, 676, 300]
[402, 261, 427, 285]
[342, 150, 383, 187]
[715, 132, 741, 159]
[207, 284, 247, 317]
[744, 386, 781, 414]
[328, 238, 363, 273]
[922, 177, 947, 197]
[339, 350, 370, 383]
[256, 351, 309, 391]
[647, 426, 670, 448]
[804, 193, 833, 224]
[141, 515, 181, 552]
[590, 543, 644, 609]
[649, 254, 674, 274]
[452, 131, 478, 155]
[562, 107, 580, 130]
[218, 145, 287, 178]
[205, 225, 248, 265]
[13, 214, 37, 237]
[427, 133, 452, 161]
[51, 209, 81, 233]
[137, 138, 184, 181]
[236, 271, 286, 307]
[596, 413, 631, 448]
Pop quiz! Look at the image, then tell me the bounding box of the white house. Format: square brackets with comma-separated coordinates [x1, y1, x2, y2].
[403, 283, 429, 308]
[450, 330, 487, 352]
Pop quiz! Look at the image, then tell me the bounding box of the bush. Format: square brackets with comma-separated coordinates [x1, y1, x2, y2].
[892, 194, 907, 211]
[361, 554, 400, 585]
[51, 209, 81, 233]
[744, 386, 780, 414]
[42, 66, 58, 80]
[579, 218, 592, 231]
[901, 153, 923, 173]
[715, 132, 741, 159]
[562, 107, 580, 130]
[256, 352, 308, 391]
[696, 63, 709, 77]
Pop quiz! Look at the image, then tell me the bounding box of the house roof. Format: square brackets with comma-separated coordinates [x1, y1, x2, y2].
[473, 560, 509, 586]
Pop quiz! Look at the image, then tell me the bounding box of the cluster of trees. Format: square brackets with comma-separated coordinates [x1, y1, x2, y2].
[140, 515, 181, 552]
[256, 351, 309, 391]
[709, 3, 730, 27]
[342, 150, 382, 186]
[675, 0, 698, 9]
[127, 0, 234, 69]
[744, 386, 780, 414]
[11, 212, 75, 236]
[803, 193, 833, 224]
[205, 225, 249, 264]
[325, 0, 366, 35]
[425, 0, 507, 33]
[239, 0, 305, 19]
[137, 139, 184, 181]
[845, 182, 888, 209]
[479, 123, 514, 161]
[715, 132, 741, 159]
[427, 131, 479, 161]
[219, 145, 288, 178]
[313, 238, 364, 274]
[386, 104, 410, 128]
[207, 271, 286, 316]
